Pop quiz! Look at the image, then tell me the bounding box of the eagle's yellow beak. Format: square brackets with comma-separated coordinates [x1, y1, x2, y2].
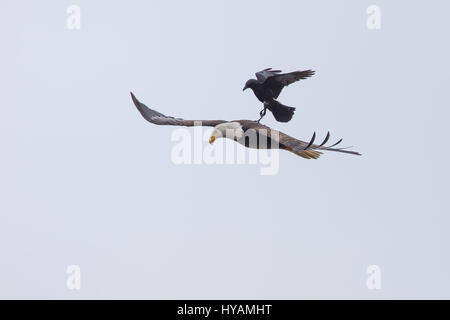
[209, 135, 216, 144]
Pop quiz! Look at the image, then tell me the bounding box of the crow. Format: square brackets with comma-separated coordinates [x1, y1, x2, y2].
[243, 68, 315, 122]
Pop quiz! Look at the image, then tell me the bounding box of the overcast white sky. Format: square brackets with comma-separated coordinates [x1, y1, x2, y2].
[1, 0, 449, 299]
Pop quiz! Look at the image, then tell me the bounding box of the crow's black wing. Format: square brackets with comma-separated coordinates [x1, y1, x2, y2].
[255, 68, 282, 82]
[131, 92, 225, 127]
[264, 69, 315, 98]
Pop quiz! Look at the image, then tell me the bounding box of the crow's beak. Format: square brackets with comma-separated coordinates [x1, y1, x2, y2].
[242, 85, 248, 91]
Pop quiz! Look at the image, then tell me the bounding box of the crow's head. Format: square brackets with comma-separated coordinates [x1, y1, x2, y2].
[243, 79, 258, 91]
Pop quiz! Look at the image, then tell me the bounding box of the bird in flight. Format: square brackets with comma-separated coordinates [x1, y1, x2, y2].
[131, 92, 360, 159]
[243, 68, 315, 123]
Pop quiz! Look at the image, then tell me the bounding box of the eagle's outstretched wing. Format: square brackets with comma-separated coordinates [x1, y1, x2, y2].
[256, 69, 315, 99]
[241, 122, 361, 158]
[131, 92, 225, 127]
[279, 131, 361, 157]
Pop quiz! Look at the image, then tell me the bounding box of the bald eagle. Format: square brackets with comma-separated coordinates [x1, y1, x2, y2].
[130, 92, 361, 159]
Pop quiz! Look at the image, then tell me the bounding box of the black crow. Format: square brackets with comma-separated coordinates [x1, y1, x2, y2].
[243, 68, 315, 122]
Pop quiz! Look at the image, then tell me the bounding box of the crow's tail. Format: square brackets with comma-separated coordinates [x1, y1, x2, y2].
[266, 100, 296, 122]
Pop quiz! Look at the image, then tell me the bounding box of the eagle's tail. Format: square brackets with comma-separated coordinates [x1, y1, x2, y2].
[285, 147, 322, 160]
[266, 100, 296, 122]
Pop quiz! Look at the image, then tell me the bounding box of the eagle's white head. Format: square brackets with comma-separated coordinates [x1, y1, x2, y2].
[209, 122, 244, 144]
